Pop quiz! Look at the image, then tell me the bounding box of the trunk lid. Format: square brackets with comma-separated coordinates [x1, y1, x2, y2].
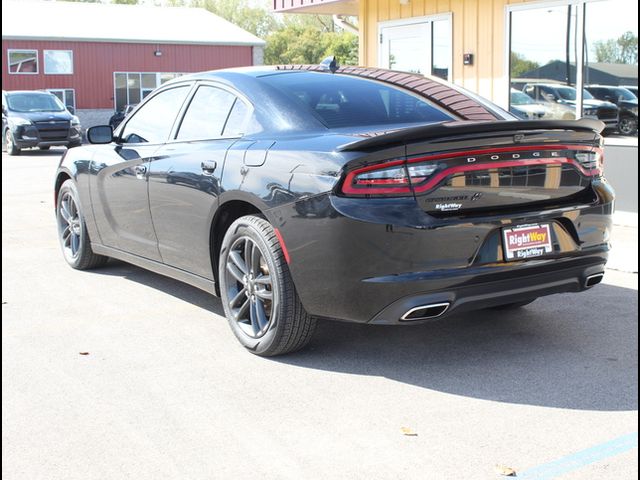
[338, 119, 604, 216]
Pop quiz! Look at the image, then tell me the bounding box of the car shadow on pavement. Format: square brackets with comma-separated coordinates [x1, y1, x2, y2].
[94, 260, 637, 412]
[279, 282, 638, 412]
[95, 259, 226, 315]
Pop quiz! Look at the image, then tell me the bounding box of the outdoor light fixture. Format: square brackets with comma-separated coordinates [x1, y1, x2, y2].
[154, 50, 162, 57]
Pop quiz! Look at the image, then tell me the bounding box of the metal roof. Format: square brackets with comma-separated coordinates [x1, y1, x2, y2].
[589, 63, 639, 79]
[1, 0, 265, 47]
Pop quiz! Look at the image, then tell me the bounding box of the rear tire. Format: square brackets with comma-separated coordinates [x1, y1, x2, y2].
[5, 130, 20, 156]
[56, 179, 108, 270]
[219, 215, 316, 356]
[491, 299, 536, 310]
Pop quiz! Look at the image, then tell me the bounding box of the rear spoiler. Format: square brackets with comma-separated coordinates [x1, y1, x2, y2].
[337, 119, 605, 152]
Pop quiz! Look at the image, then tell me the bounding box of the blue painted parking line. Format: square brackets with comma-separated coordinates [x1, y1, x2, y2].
[517, 432, 638, 479]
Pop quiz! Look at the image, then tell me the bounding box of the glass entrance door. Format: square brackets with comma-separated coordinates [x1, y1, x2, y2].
[379, 15, 452, 81]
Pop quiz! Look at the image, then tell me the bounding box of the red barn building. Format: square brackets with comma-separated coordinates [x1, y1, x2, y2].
[2, 0, 265, 127]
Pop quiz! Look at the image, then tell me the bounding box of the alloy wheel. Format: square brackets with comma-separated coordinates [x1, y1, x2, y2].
[58, 192, 83, 260]
[224, 236, 275, 338]
[619, 117, 637, 135]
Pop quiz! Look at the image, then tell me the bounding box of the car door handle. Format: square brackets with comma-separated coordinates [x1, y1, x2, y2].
[134, 164, 147, 179]
[201, 160, 217, 176]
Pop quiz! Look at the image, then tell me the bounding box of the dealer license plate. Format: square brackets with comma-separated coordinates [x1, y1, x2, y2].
[502, 224, 553, 261]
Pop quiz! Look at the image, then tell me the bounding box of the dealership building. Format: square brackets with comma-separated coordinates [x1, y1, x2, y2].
[275, 0, 637, 113]
[1, 0, 264, 127]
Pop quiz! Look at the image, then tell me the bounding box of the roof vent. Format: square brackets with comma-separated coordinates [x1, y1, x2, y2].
[320, 56, 339, 73]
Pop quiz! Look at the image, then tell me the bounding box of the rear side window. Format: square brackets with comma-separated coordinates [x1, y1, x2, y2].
[223, 99, 250, 137]
[259, 72, 453, 129]
[177, 85, 236, 141]
[121, 86, 190, 144]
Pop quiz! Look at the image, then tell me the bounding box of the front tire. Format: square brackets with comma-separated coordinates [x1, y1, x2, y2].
[618, 115, 638, 136]
[56, 179, 107, 270]
[219, 215, 316, 356]
[5, 130, 20, 156]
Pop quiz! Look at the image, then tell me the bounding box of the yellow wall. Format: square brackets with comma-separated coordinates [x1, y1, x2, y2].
[358, 0, 536, 103]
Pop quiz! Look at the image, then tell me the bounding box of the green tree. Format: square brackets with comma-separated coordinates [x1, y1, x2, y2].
[594, 31, 638, 64]
[510, 52, 540, 78]
[180, 0, 359, 65]
[191, 0, 279, 39]
[264, 24, 357, 65]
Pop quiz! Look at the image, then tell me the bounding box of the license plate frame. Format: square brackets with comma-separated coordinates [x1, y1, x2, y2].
[502, 223, 553, 261]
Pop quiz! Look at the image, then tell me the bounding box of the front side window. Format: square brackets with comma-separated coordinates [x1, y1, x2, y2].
[260, 72, 453, 129]
[8, 50, 38, 74]
[120, 86, 190, 144]
[44, 50, 73, 74]
[6, 93, 65, 112]
[176, 85, 237, 141]
[511, 90, 535, 105]
[614, 88, 637, 101]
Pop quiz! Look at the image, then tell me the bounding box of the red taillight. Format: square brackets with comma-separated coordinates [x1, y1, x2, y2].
[342, 160, 439, 196]
[342, 160, 412, 195]
[341, 145, 602, 197]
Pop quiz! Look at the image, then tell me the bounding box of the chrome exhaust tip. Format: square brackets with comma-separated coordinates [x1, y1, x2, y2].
[585, 273, 604, 288]
[400, 302, 450, 321]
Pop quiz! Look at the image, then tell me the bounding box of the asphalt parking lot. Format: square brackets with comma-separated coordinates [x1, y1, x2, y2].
[2, 148, 638, 480]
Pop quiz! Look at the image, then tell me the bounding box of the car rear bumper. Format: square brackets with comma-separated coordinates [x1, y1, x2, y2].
[368, 255, 606, 324]
[270, 178, 614, 324]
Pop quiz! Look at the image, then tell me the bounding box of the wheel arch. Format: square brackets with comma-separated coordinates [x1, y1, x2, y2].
[210, 197, 265, 295]
[54, 169, 74, 211]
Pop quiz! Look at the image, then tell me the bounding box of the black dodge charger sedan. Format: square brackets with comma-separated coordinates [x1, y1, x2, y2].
[54, 64, 614, 356]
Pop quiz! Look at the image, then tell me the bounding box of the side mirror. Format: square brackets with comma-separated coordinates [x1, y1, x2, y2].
[87, 125, 114, 144]
[66, 106, 76, 115]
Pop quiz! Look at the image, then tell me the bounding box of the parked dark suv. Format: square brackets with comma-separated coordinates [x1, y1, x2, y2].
[2, 90, 82, 155]
[522, 83, 619, 130]
[585, 85, 638, 135]
[108, 104, 137, 130]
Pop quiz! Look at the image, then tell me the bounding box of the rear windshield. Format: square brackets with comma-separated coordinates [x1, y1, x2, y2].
[259, 72, 454, 129]
[7, 93, 66, 112]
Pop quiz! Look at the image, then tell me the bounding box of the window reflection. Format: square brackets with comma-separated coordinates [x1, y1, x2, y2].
[584, 0, 638, 135]
[510, 5, 578, 120]
[432, 19, 451, 80]
[509, 0, 638, 136]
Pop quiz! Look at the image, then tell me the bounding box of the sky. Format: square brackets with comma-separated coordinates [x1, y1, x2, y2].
[511, 0, 638, 65]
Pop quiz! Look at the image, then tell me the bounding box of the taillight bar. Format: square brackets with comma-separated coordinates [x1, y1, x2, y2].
[341, 145, 603, 197]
